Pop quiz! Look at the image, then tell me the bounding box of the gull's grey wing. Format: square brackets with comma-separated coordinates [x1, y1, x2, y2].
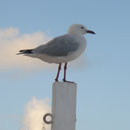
[33, 34, 80, 56]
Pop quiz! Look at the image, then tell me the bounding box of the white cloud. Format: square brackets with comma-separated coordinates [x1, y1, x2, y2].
[21, 97, 51, 130]
[0, 27, 51, 70]
[0, 27, 19, 39]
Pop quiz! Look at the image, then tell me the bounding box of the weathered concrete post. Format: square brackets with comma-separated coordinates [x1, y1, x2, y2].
[51, 82, 77, 130]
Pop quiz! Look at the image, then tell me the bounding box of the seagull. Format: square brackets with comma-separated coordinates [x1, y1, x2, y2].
[17, 24, 95, 82]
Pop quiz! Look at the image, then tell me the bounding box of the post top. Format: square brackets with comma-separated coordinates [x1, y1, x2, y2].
[53, 81, 77, 87]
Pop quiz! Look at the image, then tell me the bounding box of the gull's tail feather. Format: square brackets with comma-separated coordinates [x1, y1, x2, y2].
[17, 49, 33, 55]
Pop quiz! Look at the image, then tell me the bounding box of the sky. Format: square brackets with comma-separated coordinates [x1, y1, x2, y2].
[0, 0, 130, 130]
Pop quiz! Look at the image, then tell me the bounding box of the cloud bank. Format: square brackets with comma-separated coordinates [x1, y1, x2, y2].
[0, 27, 51, 70]
[21, 97, 51, 130]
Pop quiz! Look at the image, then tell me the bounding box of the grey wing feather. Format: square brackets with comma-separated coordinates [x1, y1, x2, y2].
[33, 34, 79, 56]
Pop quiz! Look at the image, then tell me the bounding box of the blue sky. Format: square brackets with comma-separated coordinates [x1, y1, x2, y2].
[0, 0, 130, 130]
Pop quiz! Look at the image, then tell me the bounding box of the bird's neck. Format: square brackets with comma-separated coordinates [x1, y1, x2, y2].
[68, 32, 85, 39]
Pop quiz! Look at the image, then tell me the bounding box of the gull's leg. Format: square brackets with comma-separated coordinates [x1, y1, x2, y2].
[63, 63, 74, 83]
[55, 63, 62, 82]
[63, 63, 67, 82]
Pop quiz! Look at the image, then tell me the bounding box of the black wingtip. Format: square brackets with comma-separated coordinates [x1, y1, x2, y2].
[18, 49, 33, 54]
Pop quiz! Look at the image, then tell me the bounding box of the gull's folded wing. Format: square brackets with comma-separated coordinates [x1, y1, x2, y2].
[33, 34, 79, 56]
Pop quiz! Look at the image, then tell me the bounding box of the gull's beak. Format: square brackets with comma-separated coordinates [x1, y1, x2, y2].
[87, 30, 96, 34]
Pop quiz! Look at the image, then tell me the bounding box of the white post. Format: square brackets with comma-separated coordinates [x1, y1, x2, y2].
[51, 82, 77, 130]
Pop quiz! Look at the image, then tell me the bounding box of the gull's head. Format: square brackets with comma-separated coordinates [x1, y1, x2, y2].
[68, 24, 95, 35]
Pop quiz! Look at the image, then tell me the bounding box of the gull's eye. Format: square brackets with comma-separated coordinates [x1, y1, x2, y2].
[81, 26, 84, 29]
